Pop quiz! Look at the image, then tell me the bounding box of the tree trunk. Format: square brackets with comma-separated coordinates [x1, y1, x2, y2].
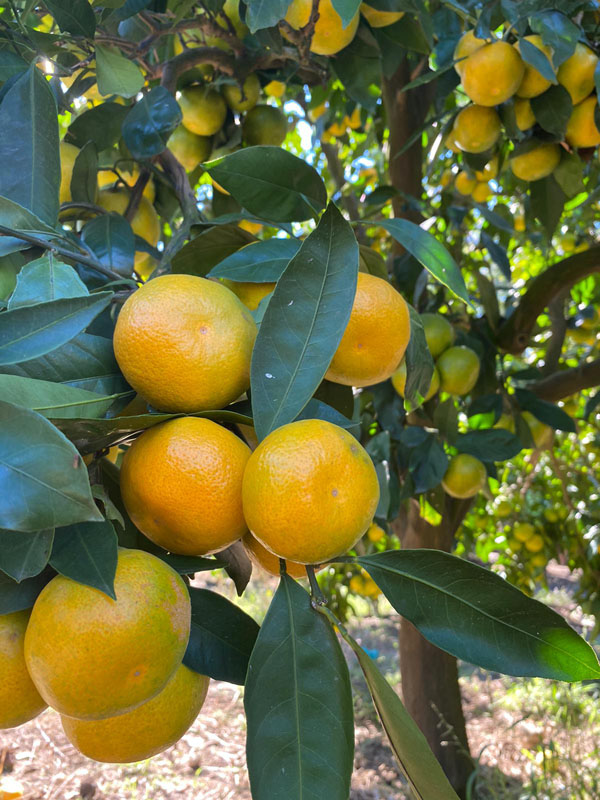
[382, 60, 474, 795]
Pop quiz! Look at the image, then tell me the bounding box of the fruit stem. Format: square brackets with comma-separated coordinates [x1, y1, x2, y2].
[306, 565, 327, 608]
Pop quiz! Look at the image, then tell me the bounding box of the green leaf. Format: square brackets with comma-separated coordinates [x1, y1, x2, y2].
[157, 554, 224, 575]
[208, 237, 300, 282]
[0, 400, 103, 532]
[0, 66, 60, 226]
[0, 569, 53, 614]
[530, 174, 565, 237]
[515, 388, 576, 433]
[331, 617, 460, 800]
[553, 151, 585, 199]
[0, 196, 58, 236]
[0, 529, 54, 582]
[43, 0, 96, 37]
[71, 141, 98, 205]
[518, 37, 557, 84]
[0, 374, 124, 419]
[245, 0, 292, 33]
[0, 51, 28, 82]
[531, 85, 572, 137]
[122, 87, 182, 160]
[251, 204, 358, 440]
[331, 0, 361, 27]
[82, 214, 135, 276]
[8, 256, 88, 310]
[183, 587, 260, 684]
[408, 434, 448, 493]
[50, 520, 118, 599]
[295, 398, 354, 428]
[375, 219, 470, 305]
[530, 11, 578, 68]
[245, 576, 354, 800]
[67, 102, 130, 151]
[0, 332, 128, 395]
[205, 147, 327, 223]
[95, 44, 144, 98]
[404, 305, 434, 411]
[358, 550, 600, 681]
[172, 224, 254, 276]
[0, 291, 113, 365]
[455, 429, 523, 462]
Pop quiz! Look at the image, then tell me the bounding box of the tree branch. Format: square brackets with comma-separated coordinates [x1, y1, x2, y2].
[158, 46, 236, 93]
[528, 358, 600, 402]
[497, 244, 600, 354]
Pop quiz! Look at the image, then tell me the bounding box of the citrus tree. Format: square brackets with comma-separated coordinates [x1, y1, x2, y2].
[1, 1, 600, 799]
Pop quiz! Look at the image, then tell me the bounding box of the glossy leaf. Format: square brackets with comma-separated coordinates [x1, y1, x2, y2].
[50, 520, 118, 599]
[251, 204, 358, 440]
[82, 214, 135, 276]
[455, 429, 523, 462]
[0, 332, 128, 395]
[122, 87, 182, 159]
[70, 141, 99, 204]
[0, 66, 60, 225]
[172, 224, 254, 276]
[530, 11, 578, 67]
[208, 237, 300, 282]
[0, 374, 123, 419]
[530, 175, 565, 237]
[44, 0, 96, 38]
[0, 569, 53, 614]
[518, 37, 557, 84]
[8, 256, 88, 310]
[158, 554, 224, 575]
[404, 305, 434, 411]
[531, 85, 572, 137]
[0, 196, 57, 236]
[67, 102, 130, 151]
[245, 0, 292, 32]
[515, 388, 576, 433]
[0, 400, 103, 532]
[333, 617, 460, 800]
[0, 51, 28, 82]
[183, 587, 260, 684]
[245, 576, 354, 800]
[553, 152, 585, 199]
[205, 147, 327, 222]
[0, 291, 113, 365]
[295, 398, 354, 428]
[95, 44, 144, 98]
[376, 219, 470, 304]
[331, 0, 361, 27]
[0, 529, 54, 582]
[358, 550, 600, 680]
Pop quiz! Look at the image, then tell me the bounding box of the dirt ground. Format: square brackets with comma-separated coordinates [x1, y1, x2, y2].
[2, 564, 598, 800]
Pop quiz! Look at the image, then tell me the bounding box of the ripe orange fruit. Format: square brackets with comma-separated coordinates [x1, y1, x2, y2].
[264, 80, 285, 98]
[25, 549, 191, 720]
[522, 410, 553, 449]
[471, 181, 492, 203]
[421, 312, 455, 356]
[514, 97, 536, 131]
[326, 272, 410, 387]
[455, 171, 477, 195]
[515, 35, 555, 98]
[243, 532, 312, 579]
[97, 189, 160, 279]
[367, 521, 386, 543]
[223, 73, 261, 112]
[514, 521, 535, 542]
[121, 417, 251, 555]
[557, 43, 599, 105]
[284, 0, 359, 56]
[0, 610, 47, 729]
[453, 105, 502, 153]
[167, 125, 212, 172]
[360, 3, 404, 27]
[462, 41, 525, 106]
[524, 533, 544, 553]
[509, 142, 561, 182]
[221, 279, 275, 310]
[242, 105, 288, 146]
[454, 30, 487, 78]
[242, 419, 380, 564]
[178, 87, 227, 136]
[61, 664, 208, 763]
[113, 275, 257, 413]
[566, 95, 600, 148]
[474, 155, 499, 181]
[442, 453, 487, 498]
[436, 345, 480, 395]
[59, 141, 81, 205]
[391, 360, 440, 402]
[61, 664, 209, 764]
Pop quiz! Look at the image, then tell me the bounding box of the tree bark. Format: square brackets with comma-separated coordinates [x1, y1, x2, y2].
[383, 60, 474, 795]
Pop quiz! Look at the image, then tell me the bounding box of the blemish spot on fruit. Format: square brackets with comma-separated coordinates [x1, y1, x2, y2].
[199, 326, 208, 334]
[332, 489, 339, 497]
[350, 444, 358, 455]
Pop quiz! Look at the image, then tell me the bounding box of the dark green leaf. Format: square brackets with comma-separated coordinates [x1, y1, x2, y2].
[43, 0, 96, 38]
[358, 550, 600, 680]
[331, 0, 361, 28]
[375, 219, 470, 304]
[518, 37, 557, 84]
[531, 85, 572, 137]
[50, 520, 118, 599]
[245, 0, 292, 32]
[71, 141, 98, 204]
[331, 38, 381, 111]
[530, 175, 565, 237]
[480, 231, 510, 280]
[0, 400, 103, 532]
[359, 244, 388, 280]
[455, 429, 523, 461]
[0, 529, 54, 582]
[245, 576, 354, 800]
[553, 151, 585, 199]
[314, 379, 355, 418]
[0, 374, 124, 419]
[295, 398, 354, 428]
[404, 306, 435, 411]
[433, 398, 459, 445]
[0, 292, 112, 365]
[82, 214, 135, 276]
[515, 388, 576, 432]
[172, 224, 254, 276]
[8, 256, 88, 310]
[530, 11, 578, 67]
[0, 66, 60, 226]
[408, 435, 448, 493]
[122, 87, 182, 160]
[205, 147, 327, 223]
[0, 196, 58, 236]
[251, 204, 358, 440]
[95, 44, 144, 98]
[158, 554, 224, 575]
[208, 237, 300, 282]
[0, 51, 28, 82]
[67, 102, 130, 152]
[0, 569, 53, 614]
[183, 587, 260, 684]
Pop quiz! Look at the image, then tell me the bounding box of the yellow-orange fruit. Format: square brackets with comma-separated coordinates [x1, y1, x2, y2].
[436, 345, 480, 395]
[391, 361, 440, 402]
[221, 279, 275, 311]
[472, 182, 492, 203]
[179, 87, 227, 136]
[455, 171, 477, 195]
[474, 155, 499, 181]
[514, 97, 536, 131]
[223, 73, 260, 112]
[462, 41, 525, 106]
[360, 3, 404, 27]
[515, 35, 554, 98]
[61, 665, 209, 763]
[510, 143, 561, 182]
[557, 43, 599, 106]
[442, 453, 487, 499]
[243, 532, 312, 579]
[326, 272, 410, 387]
[113, 275, 257, 413]
[284, 0, 359, 56]
[121, 417, 251, 556]
[242, 419, 380, 564]
[566, 95, 600, 148]
[454, 30, 487, 78]
[0, 610, 47, 729]
[453, 105, 502, 153]
[167, 126, 212, 172]
[24, 549, 191, 720]
[59, 141, 81, 205]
